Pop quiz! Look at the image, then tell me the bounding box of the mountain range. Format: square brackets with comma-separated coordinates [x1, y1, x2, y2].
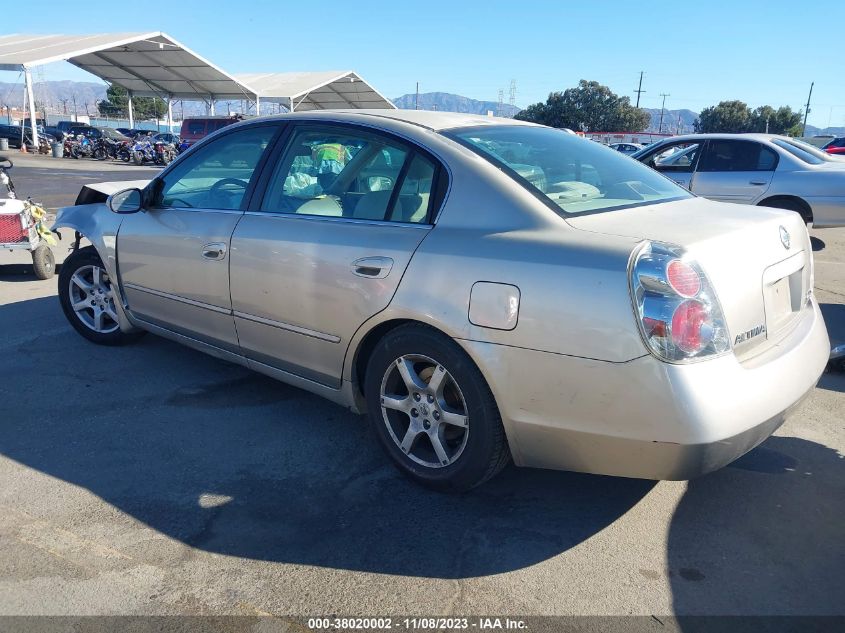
[2, 81, 843, 136]
[391, 92, 521, 117]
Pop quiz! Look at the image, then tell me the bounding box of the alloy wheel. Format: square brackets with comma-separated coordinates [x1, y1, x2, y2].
[380, 354, 470, 468]
[68, 264, 120, 333]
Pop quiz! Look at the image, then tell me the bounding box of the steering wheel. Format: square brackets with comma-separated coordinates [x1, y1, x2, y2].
[210, 178, 249, 196]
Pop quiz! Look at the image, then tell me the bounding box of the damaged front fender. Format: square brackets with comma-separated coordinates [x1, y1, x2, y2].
[52, 203, 139, 334]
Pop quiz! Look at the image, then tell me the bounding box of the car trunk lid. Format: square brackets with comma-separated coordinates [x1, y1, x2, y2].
[566, 197, 812, 360]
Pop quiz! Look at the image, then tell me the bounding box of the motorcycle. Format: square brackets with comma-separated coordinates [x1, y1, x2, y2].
[92, 137, 125, 161]
[69, 134, 93, 159]
[130, 136, 155, 165]
[154, 141, 178, 166]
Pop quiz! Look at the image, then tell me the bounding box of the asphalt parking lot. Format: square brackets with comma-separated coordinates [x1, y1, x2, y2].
[0, 156, 843, 621]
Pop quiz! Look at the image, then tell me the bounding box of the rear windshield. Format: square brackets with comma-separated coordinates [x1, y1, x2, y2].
[185, 121, 206, 135]
[445, 125, 690, 215]
[771, 138, 829, 164]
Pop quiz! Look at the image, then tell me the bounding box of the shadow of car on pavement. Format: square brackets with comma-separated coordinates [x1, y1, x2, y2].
[0, 295, 655, 579]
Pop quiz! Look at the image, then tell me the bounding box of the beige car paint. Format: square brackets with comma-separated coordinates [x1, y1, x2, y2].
[53, 110, 831, 481]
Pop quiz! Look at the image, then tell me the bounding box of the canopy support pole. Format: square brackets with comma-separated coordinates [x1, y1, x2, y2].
[24, 68, 38, 147]
[166, 97, 173, 132]
[255, 95, 260, 116]
[289, 96, 295, 113]
[128, 93, 134, 128]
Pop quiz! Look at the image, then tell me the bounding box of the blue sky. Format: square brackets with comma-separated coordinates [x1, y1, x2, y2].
[5, 0, 845, 127]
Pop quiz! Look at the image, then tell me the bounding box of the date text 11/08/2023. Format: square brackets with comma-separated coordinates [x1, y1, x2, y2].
[306, 617, 527, 630]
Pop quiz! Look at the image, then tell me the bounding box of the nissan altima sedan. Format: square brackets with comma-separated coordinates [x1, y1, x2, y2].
[632, 133, 845, 227]
[53, 111, 830, 491]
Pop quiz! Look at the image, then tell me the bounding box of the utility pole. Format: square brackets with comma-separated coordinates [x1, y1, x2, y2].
[509, 79, 517, 117]
[634, 71, 646, 108]
[658, 93, 670, 134]
[497, 89, 504, 117]
[801, 82, 814, 137]
[72, 94, 77, 122]
[415, 82, 419, 110]
[60, 98, 68, 115]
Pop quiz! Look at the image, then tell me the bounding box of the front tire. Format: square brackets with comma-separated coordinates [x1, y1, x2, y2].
[364, 324, 510, 491]
[31, 244, 55, 279]
[58, 246, 144, 346]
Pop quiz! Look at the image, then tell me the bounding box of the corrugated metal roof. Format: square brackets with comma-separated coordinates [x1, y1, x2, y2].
[0, 32, 258, 100]
[236, 71, 395, 111]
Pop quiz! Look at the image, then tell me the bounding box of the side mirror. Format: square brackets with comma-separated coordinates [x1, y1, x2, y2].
[107, 188, 143, 214]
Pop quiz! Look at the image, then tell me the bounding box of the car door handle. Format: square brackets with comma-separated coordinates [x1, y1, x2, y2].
[749, 180, 768, 186]
[351, 256, 393, 279]
[202, 242, 227, 260]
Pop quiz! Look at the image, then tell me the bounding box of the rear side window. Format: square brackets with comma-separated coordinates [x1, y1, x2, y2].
[260, 124, 436, 224]
[698, 140, 778, 172]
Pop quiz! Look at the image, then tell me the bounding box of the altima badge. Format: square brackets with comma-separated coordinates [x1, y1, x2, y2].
[779, 226, 791, 250]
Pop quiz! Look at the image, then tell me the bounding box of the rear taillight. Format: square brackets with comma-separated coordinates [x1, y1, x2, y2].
[630, 241, 730, 363]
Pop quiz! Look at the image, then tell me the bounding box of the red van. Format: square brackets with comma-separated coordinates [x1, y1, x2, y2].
[179, 115, 245, 148]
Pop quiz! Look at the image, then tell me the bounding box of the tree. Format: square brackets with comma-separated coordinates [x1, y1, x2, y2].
[694, 100, 752, 133]
[749, 105, 802, 136]
[98, 84, 167, 121]
[515, 80, 651, 132]
[694, 101, 803, 135]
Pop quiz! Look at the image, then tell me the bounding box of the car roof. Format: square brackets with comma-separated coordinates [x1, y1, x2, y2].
[653, 132, 793, 144]
[248, 109, 538, 132]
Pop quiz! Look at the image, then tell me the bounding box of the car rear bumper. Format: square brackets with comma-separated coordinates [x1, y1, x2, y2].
[459, 299, 829, 480]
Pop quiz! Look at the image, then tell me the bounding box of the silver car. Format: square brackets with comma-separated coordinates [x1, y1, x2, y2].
[609, 142, 644, 155]
[633, 133, 845, 227]
[53, 111, 830, 491]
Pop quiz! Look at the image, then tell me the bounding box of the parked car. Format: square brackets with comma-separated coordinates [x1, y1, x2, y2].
[632, 133, 845, 227]
[115, 128, 134, 136]
[152, 132, 180, 145]
[609, 142, 644, 155]
[53, 111, 829, 491]
[820, 137, 845, 155]
[179, 115, 243, 148]
[56, 120, 91, 135]
[0, 124, 53, 151]
[0, 124, 26, 148]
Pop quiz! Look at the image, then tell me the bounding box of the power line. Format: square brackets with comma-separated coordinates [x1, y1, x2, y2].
[634, 71, 646, 108]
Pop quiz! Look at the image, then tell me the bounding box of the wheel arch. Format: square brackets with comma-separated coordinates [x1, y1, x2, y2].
[757, 195, 813, 223]
[53, 205, 139, 333]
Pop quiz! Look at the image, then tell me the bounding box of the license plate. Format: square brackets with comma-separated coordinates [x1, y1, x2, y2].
[765, 276, 793, 330]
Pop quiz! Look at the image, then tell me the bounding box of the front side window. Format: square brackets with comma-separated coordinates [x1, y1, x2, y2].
[260, 125, 436, 224]
[698, 140, 778, 172]
[154, 125, 276, 211]
[447, 125, 689, 215]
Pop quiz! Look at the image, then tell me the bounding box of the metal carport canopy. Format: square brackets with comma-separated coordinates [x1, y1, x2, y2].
[0, 32, 259, 100]
[0, 32, 260, 144]
[236, 71, 396, 111]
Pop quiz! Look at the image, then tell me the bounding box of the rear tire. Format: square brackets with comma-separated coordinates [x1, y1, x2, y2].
[31, 244, 55, 280]
[364, 324, 510, 491]
[759, 198, 812, 224]
[132, 151, 144, 166]
[58, 246, 145, 346]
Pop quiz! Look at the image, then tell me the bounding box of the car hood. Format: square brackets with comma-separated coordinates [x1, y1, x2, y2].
[74, 180, 151, 206]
